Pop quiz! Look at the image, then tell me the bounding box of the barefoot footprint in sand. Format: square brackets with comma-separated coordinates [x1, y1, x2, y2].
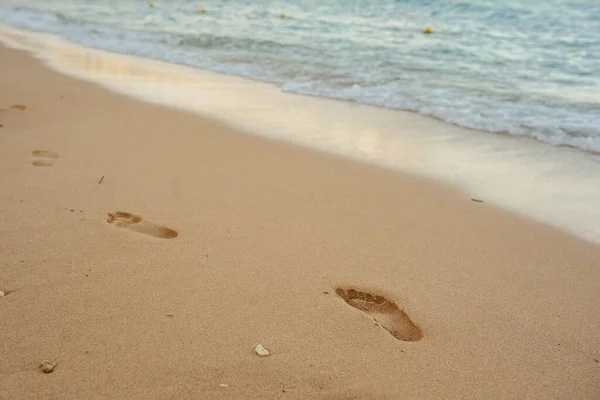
[31, 150, 59, 167]
[107, 212, 178, 239]
[335, 287, 423, 342]
[0, 104, 27, 112]
[0, 105, 28, 129]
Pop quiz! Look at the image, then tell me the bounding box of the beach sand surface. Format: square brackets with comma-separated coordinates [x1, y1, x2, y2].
[1, 44, 599, 399]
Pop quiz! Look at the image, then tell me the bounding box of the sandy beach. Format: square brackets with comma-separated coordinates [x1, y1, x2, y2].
[1, 42, 599, 399]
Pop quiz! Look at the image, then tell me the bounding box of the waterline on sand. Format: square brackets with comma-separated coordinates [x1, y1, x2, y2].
[1, 23, 599, 244]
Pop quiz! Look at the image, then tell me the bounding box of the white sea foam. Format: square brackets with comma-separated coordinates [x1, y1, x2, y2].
[1, 24, 599, 244]
[0, 1, 599, 152]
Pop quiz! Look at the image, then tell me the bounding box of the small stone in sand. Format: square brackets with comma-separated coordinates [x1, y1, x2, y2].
[219, 384, 229, 388]
[40, 360, 57, 373]
[0, 291, 4, 297]
[255, 344, 270, 357]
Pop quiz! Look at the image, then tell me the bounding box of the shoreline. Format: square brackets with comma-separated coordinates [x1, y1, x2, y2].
[1, 30, 600, 399]
[2, 2, 599, 154]
[1, 23, 599, 244]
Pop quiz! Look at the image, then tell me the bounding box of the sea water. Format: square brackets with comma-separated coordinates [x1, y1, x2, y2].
[0, 0, 599, 242]
[1, 0, 599, 151]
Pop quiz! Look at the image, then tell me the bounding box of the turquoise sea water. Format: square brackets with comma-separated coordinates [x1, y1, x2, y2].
[0, 0, 599, 151]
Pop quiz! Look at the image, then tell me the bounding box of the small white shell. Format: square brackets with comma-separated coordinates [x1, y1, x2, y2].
[219, 384, 229, 388]
[254, 344, 270, 357]
[0, 291, 5, 297]
[40, 360, 57, 373]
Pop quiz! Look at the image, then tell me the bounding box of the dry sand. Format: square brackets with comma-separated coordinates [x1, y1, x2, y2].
[0, 44, 599, 399]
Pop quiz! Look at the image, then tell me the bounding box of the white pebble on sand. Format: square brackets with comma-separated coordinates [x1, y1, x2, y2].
[40, 360, 57, 373]
[254, 344, 270, 357]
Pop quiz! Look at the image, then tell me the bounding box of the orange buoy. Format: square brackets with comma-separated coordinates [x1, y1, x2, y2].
[424, 27, 432, 34]
[280, 13, 285, 19]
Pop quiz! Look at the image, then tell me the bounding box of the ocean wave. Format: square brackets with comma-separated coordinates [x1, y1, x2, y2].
[281, 80, 600, 152]
[1, 1, 599, 152]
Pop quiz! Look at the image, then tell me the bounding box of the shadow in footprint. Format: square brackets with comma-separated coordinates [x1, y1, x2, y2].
[0, 105, 27, 112]
[335, 287, 423, 342]
[107, 212, 178, 239]
[31, 150, 59, 167]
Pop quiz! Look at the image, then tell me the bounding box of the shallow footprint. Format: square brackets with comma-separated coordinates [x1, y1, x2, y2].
[335, 287, 423, 342]
[106, 211, 178, 239]
[0, 104, 27, 112]
[31, 150, 59, 167]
